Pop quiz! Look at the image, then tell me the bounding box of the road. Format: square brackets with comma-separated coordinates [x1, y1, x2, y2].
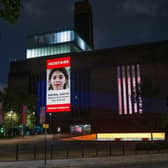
[0, 153, 168, 168]
[0, 134, 68, 145]
[85, 161, 168, 168]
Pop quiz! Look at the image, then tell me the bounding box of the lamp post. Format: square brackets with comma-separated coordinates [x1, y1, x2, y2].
[32, 111, 36, 135]
[32, 111, 35, 126]
[10, 110, 13, 136]
[49, 113, 52, 134]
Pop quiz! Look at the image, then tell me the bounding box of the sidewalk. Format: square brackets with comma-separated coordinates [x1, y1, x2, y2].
[0, 153, 168, 168]
[0, 134, 71, 144]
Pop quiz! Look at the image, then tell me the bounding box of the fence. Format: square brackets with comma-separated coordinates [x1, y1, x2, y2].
[0, 141, 168, 161]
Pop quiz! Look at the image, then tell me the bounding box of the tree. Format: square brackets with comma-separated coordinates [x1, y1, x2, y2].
[0, 88, 37, 135]
[0, 88, 36, 122]
[0, 0, 21, 23]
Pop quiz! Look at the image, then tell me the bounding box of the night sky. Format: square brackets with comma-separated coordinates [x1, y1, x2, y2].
[0, 0, 168, 88]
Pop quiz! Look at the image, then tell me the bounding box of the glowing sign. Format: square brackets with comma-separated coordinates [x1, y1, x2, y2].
[46, 57, 71, 112]
[97, 132, 165, 141]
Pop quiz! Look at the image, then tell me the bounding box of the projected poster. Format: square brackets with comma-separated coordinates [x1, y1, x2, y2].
[46, 56, 71, 112]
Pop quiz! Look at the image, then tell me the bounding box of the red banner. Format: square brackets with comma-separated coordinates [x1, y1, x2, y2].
[46, 57, 70, 69]
[40, 106, 46, 124]
[46, 104, 71, 112]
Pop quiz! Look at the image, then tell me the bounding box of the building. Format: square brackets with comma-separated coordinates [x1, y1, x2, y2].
[26, 30, 92, 59]
[8, 29, 92, 129]
[7, 0, 168, 140]
[74, 0, 94, 49]
[8, 40, 168, 136]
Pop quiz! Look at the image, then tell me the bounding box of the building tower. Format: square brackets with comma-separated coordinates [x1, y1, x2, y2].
[74, 0, 94, 49]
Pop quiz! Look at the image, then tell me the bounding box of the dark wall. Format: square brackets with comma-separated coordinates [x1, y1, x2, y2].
[8, 41, 168, 131]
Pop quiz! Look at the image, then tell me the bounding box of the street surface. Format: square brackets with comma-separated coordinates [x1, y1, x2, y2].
[0, 153, 168, 168]
[0, 134, 68, 144]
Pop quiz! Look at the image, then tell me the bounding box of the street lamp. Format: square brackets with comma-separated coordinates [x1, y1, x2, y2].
[7, 110, 16, 136]
[32, 112, 35, 126]
[32, 111, 36, 134]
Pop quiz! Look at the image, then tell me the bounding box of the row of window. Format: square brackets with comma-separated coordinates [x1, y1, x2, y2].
[29, 30, 74, 46]
[26, 45, 71, 59]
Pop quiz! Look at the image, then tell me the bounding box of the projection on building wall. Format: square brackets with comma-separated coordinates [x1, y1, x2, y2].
[46, 56, 71, 112]
[117, 64, 143, 115]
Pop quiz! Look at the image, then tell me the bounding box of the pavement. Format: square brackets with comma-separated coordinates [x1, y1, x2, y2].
[0, 134, 71, 144]
[0, 153, 168, 168]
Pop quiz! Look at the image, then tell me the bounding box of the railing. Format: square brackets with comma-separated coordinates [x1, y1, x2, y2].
[0, 141, 167, 161]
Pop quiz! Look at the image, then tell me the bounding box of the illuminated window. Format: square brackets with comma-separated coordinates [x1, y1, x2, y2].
[117, 64, 143, 115]
[54, 33, 57, 44]
[26, 30, 92, 59]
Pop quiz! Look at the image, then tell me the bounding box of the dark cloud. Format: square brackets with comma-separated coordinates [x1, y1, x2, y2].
[22, 0, 74, 19]
[1, 0, 168, 85]
[23, 0, 47, 17]
[118, 0, 168, 16]
[0, 82, 7, 90]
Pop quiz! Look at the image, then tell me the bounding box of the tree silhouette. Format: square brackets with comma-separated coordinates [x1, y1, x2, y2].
[0, 0, 21, 23]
